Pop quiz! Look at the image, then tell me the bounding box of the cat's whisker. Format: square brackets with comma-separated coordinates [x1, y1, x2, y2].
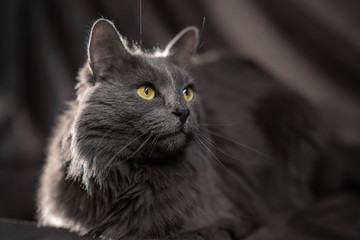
[197, 133, 258, 165]
[205, 129, 272, 159]
[196, 133, 262, 215]
[92, 125, 120, 165]
[109, 133, 153, 169]
[101, 132, 147, 174]
[198, 41, 206, 50]
[139, 0, 143, 48]
[198, 17, 206, 51]
[194, 134, 226, 170]
[200, 17, 206, 39]
[127, 132, 153, 160]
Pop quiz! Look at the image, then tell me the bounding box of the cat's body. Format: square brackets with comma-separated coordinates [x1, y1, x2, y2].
[37, 19, 322, 240]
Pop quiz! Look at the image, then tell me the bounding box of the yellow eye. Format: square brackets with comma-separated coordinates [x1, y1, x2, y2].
[137, 85, 155, 100]
[183, 87, 194, 101]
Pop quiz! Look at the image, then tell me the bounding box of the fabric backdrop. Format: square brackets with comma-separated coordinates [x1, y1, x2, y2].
[0, 0, 359, 221]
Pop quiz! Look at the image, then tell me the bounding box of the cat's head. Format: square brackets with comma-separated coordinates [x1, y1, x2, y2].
[70, 19, 202, 175]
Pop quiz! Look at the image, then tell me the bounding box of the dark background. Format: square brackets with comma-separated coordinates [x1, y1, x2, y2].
[0, 0, 359, 222]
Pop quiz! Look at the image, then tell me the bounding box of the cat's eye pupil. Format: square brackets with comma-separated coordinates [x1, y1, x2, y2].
[183, 88, 188, 96]
[137, 85, 155, 100]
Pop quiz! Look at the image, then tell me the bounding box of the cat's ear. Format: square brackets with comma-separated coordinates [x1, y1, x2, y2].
[88, 19, 128, 78]
[165, 26, 199, 68]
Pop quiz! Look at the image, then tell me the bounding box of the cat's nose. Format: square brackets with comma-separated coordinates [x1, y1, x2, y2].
[172, 108, 190, 124]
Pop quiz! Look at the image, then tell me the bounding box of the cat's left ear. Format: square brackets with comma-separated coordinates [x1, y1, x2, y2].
[87, 19, 129, 79]
[165, 27, 199, 68]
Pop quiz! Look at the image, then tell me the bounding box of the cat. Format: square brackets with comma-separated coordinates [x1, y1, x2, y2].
[36, 18, 322, 240]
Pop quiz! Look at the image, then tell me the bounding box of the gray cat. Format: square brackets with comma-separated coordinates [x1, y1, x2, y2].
[37, 19, 322, 239]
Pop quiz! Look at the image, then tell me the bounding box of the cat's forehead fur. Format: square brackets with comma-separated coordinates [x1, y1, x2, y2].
[123, 55, 192, 89]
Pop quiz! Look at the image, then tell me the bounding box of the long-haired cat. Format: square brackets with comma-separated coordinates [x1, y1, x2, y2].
[37, 19, 322, 240]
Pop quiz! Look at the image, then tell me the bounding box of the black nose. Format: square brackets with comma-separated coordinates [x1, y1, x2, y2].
[172, 108, 190, 123]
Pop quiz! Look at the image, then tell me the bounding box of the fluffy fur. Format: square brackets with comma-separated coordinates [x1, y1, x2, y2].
[37, 19, 255, 239]
[37, 19, 321, 240]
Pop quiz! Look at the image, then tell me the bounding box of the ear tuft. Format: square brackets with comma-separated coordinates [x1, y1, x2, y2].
[88, 19, 128, 78]
[165, 26, 199, 68]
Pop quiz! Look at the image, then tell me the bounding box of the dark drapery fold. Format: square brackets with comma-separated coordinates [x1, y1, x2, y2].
[0, 1, 359, 237]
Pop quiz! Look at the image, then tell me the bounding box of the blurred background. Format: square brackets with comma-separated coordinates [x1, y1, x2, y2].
[0, 0, 359, 221]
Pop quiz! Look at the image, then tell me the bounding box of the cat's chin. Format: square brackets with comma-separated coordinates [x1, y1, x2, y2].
[156, 130, 189, 153]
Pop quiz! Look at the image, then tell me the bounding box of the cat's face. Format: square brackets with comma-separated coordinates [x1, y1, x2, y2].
[73, 20, 201, 167]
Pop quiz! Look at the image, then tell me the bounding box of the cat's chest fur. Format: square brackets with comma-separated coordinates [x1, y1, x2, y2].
[68, 159, 203, 237]
[40, 121, 227, 239]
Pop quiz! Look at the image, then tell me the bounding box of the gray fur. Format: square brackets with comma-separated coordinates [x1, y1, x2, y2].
[37, 19, 322, 240]
[36, 19, 254, 239]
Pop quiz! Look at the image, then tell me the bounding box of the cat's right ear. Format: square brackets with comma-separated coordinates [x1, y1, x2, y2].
[165, 27, 199, 68]
[88, 19, 128, 79]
